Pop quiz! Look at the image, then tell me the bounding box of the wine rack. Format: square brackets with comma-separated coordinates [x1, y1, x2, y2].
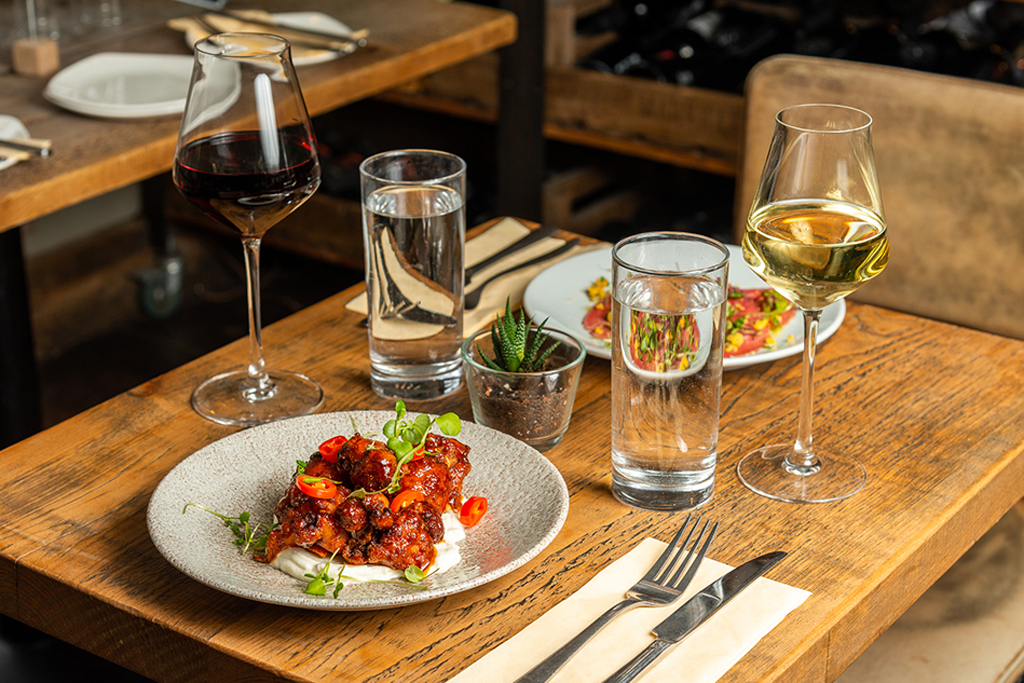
[377, 0, 745, 178]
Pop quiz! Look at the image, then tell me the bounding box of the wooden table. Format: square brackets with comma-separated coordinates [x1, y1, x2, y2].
[1, 223, 1023, 682]
[0, 0, 516, 446]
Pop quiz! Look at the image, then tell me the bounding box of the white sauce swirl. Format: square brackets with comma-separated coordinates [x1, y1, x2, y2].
[270, 511, 466, 585]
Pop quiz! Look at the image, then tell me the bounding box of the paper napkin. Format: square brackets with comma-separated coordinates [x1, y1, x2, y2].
[167, 13, 356, 66]
[346, 217, 598, 336]
[0, 115, 33, 173]
[450, 538, 810, 683]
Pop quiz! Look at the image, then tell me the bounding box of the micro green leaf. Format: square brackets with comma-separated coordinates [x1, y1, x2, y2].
[435, 412, 461, 436]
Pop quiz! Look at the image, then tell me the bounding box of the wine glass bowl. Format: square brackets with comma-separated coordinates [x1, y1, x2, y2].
[737, 104, 888, 503]
[173, 32, 323, 426]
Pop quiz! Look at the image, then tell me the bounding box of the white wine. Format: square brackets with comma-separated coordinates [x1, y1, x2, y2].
[743, 200, 888, 310]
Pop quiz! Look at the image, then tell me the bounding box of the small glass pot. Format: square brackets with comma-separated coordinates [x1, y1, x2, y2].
[461, 327, 586, 451]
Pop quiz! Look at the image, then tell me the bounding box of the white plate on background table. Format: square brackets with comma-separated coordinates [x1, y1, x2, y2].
[0, 115, 31, 172]
[44, 53, 198, 118]
[523, 244, 846, 371]
[148, 411, 568, 611]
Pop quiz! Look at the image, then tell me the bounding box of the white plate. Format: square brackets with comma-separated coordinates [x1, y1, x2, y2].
[523, 244, 846, 370]
[0, 115, 31, 172]
[44, 52, 196, 118]
[147, 411, 569, 611]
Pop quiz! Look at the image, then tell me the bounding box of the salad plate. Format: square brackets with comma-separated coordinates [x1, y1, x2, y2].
[522, 244, 846, 370]
[148, 411, 568, 610]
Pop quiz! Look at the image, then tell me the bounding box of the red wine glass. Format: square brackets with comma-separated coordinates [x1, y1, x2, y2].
[173, 33, 323, 426]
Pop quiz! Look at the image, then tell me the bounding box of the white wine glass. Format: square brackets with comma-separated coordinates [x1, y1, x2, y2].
[736, 104, 889, 503]
[173, 33, 323, 426]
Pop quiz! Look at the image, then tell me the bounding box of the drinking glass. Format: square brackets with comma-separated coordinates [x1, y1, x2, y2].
[737, 104, 889, 503]
[361, 150, 466, 401]
[173, 33, 323, 426]
[611, 232, 730, 510]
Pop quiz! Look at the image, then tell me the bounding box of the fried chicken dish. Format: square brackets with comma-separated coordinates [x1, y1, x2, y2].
[257, 432, 472, 573]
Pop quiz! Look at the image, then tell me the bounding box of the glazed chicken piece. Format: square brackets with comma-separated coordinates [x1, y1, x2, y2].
[258, 431, 471, 572]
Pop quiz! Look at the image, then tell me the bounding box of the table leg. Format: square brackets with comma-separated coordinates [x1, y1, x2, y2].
[496, 0, 546, 222]
[0, 227, 42, 448]
[138, 174, 184, 319]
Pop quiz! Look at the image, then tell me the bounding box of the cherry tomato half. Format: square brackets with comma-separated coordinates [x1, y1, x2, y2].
[296, 475, 338, 499]
[318, 435, 348, 463]
[459, 496, 488, 527]
[390, 489, 425, 513]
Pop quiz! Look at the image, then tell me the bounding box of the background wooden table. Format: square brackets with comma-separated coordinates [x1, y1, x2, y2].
[0, 0, 517, 448]
[1, 236, 1023, 682]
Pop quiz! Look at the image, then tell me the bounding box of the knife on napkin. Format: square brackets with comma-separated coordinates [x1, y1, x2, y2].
[601, 551, 788, 683]
[464, 223, 558, 285]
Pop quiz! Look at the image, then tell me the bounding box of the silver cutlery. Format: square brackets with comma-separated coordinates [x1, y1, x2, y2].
[601, 551, 788, 683]
[357, 226, 563, 328]
[514, 514, 718, 683]
[0, 137, 51, 157]
[464, 237, 580, 310]
[464, 224, 558, 286]
[209, 10, 368, 47]
[190, 14, 358, 55]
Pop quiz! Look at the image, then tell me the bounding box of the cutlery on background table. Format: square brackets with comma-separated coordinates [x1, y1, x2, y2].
[0, 137, 51, 157]
[211, 9, 368, 45]
[191, 14, 359, 54]
[464, 223, 558, 286]
[514, 515, 718, 683]
[464, 237, 581, 310]
[601, 551, 789, 683]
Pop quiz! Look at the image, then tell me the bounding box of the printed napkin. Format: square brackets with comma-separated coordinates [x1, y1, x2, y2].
[450, 538, 810, 683]
[346, 217, 597, 336]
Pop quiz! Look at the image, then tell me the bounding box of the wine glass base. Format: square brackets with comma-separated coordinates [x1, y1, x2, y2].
[736, 443, 866, 503]
[192, 368, 324, 427]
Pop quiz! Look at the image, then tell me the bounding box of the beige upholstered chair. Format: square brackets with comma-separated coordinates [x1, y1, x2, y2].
[734, 54, 1024, 340]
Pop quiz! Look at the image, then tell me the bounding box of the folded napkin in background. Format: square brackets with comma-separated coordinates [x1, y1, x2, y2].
[167, 11, 357, 66]
[346, 217, 600, 335]
[0, 115, 33, 173]
[450, 538, 811, 683]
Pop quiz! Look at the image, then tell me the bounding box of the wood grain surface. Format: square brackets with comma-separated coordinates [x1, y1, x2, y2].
[1, 226, 1024, 682]
[0, 0, 516, 233]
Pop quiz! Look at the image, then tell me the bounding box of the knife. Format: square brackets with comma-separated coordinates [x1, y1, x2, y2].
[464, 224, 559, 286]
[601, 551, 788, 683]
[464, 238, 581, 310]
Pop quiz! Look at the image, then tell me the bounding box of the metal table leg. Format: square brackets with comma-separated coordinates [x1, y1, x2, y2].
[496, 0, 546, 222]
[0, 227, 41, 448]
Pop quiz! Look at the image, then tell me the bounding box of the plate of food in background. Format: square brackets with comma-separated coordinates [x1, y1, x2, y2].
[522, 244, 846, 370]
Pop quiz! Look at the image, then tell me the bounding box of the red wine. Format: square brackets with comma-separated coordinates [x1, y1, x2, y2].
[174, 131, 320, 237]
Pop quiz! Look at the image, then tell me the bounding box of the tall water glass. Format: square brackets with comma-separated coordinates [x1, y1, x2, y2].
[611, 233, 729, 510]
[361, 150, 466, 401]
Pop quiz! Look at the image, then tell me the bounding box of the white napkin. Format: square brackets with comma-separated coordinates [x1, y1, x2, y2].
[167, 12, 358, 66]
[346, 217, 598, 336]
[450, 538, 810, 683]
[0, 115, 33, 172]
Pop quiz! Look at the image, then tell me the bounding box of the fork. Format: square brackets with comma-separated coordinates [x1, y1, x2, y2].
[513, 514, 718, 683]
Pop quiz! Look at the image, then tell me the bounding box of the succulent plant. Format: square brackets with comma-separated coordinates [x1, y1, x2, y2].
[479, 298, 558, 373]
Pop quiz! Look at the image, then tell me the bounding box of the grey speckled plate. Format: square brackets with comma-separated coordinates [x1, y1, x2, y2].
[147, 411, 569, 610]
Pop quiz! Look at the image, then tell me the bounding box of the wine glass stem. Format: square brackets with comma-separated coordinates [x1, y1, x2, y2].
[242, 236, 273, 398]
[789, 309, 822, 474]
